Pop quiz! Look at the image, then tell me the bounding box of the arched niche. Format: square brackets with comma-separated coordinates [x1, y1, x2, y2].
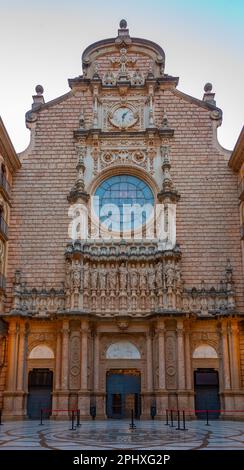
[192, 344, 218, 359]
[106, 341, 141, 359]
[29, 344, 54, 359]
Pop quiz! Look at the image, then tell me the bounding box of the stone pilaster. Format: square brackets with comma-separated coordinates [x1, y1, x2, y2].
[78, 320, 90, 418]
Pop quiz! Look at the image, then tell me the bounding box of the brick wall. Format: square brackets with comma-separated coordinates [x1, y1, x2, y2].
[6, 81, 244, 312]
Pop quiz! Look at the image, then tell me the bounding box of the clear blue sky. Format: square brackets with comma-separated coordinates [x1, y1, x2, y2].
[0, 0, 243, 152]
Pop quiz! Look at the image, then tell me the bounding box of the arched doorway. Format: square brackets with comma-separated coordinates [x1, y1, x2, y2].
[106, 369, 141, 419]
[27, 369, 53, 419]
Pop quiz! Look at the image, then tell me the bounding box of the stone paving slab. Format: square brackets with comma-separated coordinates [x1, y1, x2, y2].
[0, 420, 243, 450]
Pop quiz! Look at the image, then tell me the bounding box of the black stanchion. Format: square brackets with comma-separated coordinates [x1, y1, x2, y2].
[206, 409, 210, 426]
[165, 409, 169, 426]
[39, 408, 43, 426]
[176, 409, 180, 430]
[181, 410, 188, 431]
[76, 409, 81, 427]
[170, 409, 174, 427]
[70, 410, 76, 431]
[129, 408, 136, 430]
[0, 409, 3, 425]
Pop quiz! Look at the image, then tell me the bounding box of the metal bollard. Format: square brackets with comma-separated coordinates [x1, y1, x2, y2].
[76, 409, 81, 427]
[129, 408, 136, 430]
[181, 410, 188, 431]
[39, 408, 43, 426]
[205, 409, 210, 426]
[0, 409, 3, 425]
[165, 409, 169, 426]
[170, 409, 174, 427]
[176, 410, 180, 430]
[70, 410, 76, 431]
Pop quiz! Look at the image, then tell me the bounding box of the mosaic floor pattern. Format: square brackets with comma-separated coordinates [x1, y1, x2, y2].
[0, 420, 243, 450]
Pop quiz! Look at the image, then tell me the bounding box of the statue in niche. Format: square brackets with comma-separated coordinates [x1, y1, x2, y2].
[165, 262, 175, 289]
[155, 262, 163, 289]
[83, 262, 90, 289]
[73, 260, 81, 289]
[99, 264, 107, 290]
[175, 264, 182, 290]
[147, 263, 155, 291]
[130, 264, 138, 290]
[91, 264, 98, 290]
[108, 264, 117, 291]
[65, 260, 72, 290]
[139, 264, 147, 290]
[119, 263, 127, 291]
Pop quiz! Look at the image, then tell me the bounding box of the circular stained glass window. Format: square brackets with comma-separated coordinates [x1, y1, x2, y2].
[93, 175, 154, 233]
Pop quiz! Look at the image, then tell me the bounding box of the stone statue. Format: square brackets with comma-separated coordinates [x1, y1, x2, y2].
[119, 263, 127, 290]
[165, 262, 175, 288]
[108, 264, 117, 291]
[65, 260, 72, 290]
[91, 264, 98, 290]
[130, 264, 138, 290]
[99, 264, 107, 290]
[147, 263, 155, 291]
[72, 260, 81, 289]
[155, 262, 163, 289]
[83, 262, 90, 289]
[139, 264, 147, 290]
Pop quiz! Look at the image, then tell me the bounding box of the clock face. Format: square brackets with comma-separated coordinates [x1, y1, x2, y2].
[111, 107, 136, 129]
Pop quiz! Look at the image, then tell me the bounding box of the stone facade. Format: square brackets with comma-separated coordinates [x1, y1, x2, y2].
[0, 21, 244, 419]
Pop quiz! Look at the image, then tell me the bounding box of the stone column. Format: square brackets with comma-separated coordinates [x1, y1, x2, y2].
[156, 320, 167, 417]
[52, 327, 62, 413]
[229, 321, 240, 389]
[55, 329, 62, 390]
[59, 319, 69, 415]
[79, 320, 90, 417]
[3, 320, 18, 417]
[221, 320, 231, 390]
[146, 330, 153, 391]
[184, 327, 192, 390]
[93, 330, 104, 418]
[6, 320, 17, 391]
[177, 320, 185, 390]
[15, 322, 27, 417]
[94, 331, 99, 391]
[158, 322, 166, 389]
[16, 323, 26, 391]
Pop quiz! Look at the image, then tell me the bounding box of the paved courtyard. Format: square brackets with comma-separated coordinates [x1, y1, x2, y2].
[0, 419, 243, 450]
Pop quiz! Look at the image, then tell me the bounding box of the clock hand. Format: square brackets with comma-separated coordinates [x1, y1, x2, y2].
[122, 111, 129, 120]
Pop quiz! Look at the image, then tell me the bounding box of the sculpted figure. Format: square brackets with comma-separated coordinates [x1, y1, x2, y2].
[91, 264, 98, 290]
[73, 260, 81, 289]
[139, 263, 147, 290]
[130, 264, 138, 290]
[99, 264, 107, 290]
[119, 263, 127, 290]
[155, 262, 163, 289]
[65, 260, 72, 290]
[108, 264, 117, 290]
[147, 263, 155, 291]
[83, 262, 90, 289]
[165, 262, 175, 288]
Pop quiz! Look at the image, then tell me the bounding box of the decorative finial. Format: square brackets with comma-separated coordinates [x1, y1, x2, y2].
[35, 84, 44, 95]
[203, 82, 216, 105]
[119, 19, 127, 29]
[204, 82, 212, 93]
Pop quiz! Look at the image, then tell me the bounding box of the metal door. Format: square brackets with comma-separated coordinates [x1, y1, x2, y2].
[27, 369, 53, 419]
[194, 369, 220, 419]
[106, 372, 141, 419]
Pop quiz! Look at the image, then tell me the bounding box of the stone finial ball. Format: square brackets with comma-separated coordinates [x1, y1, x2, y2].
[204, 82, 212, 92]
[35, 84, 44, 95]
[119, 19, 127, 29]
